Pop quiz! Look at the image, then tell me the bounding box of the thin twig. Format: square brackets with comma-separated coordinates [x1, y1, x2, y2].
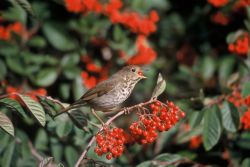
[74, 99, 156, 167]
[28, 141, 44, 161]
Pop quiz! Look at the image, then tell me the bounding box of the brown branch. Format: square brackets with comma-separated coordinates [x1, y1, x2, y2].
[74, 99, 156, 167]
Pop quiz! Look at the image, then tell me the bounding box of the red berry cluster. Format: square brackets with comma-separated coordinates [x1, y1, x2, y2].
[6, 86, 47, 101]
[94, 101, 185, 160]
[0, 21, 27, 40]
[94, 127, 126, 160]
[228, 33, 249, 57]
[241, 109, 250, 130]
[129, 101, 185, 144]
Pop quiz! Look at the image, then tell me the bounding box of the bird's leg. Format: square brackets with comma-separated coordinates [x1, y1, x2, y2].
[91, 109, 105, 126]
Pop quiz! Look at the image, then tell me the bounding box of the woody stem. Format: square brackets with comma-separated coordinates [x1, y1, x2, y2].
[91, 109, 105, 125]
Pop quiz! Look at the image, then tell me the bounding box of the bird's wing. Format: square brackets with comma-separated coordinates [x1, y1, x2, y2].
[80, 80, 117, 101]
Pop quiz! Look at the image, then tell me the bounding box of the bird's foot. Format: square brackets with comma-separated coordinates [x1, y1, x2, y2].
[123, 107, 130, 115]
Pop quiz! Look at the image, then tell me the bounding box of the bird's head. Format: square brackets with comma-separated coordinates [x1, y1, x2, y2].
[120, 65, 147, 81]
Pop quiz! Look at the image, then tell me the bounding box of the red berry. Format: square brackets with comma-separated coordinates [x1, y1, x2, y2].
[141, 139, 147, 144]
[106, 153, 112, 160]
[143, 131, 149, 136]
[101, 147, 107, 153]
[180, 111, 186, 118]
[150, 104, 155, 109]
[155, 101, 161, 106]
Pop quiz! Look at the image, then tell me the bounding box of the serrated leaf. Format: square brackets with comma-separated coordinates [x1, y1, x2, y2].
[38, 96, 69, 117]
[39, 157, 54, 167]
[203, 105, 222, 151]
[221, 101, 240, 132]
[151, 73, 166, 99]
[154, 153, 182, 163]
[0, 112, 15, 137]
[17, 95, 46, 126]
[0, 98, 27, 119]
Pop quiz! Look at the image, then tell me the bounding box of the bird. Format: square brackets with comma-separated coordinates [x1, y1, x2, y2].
[56, 65, 146, 116]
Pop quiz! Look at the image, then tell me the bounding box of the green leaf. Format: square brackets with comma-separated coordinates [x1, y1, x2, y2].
[59, 83, 70, 100]
[241, 158, 250, 167]
[151, 73, 166, 99]
[51, 140, 63, 162]
[1, 140, 15, 167]
[221, 101, 240, 132]
[2, 0, 27, 23]
[0, 59, 7, 80]
[0, 112, 15, 137]
[6, 56, 27, 75]
[189, 111, 204, 128]
[0, 98, 27, 119]
[17, 94, 46, 126]
[176, 126, 203, 144]
[42, 22, 77, 51]
[38, 96, 69, 117]
[236, 132, 250, 149]
[0, 42, 18, 56]
[15, 0, 35, 17]
[241, 81, 250, 97]
[218, 56, 235, 86]
[61, 53, 80, 67]
[201, 56, 216, 80]
[55, 121, 73, 138]
[154, 153, 183, 163]
[32, 68, 58, 87]
[63, 66, 81, 80]
[203, 105, 222, 151]
[136, 161, 153, 167]
[226, 32, 237, 44]
[28, 36, 47, 48]
[65, 146, 78, 167]
[34, 129, 48, 151]
[113, 25, 123, 42]
[68, 110, 89, 129]
[73, 76, 85, 100]
[39, 157, 54, 167]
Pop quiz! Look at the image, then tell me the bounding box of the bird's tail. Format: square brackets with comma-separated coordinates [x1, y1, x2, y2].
[53, 99, 87, 118]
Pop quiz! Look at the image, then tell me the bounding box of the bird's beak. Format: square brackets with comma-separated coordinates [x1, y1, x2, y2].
[138, 71, 147, 79]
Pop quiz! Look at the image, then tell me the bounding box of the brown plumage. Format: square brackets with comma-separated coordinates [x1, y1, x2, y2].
[59, 65, 146, 114]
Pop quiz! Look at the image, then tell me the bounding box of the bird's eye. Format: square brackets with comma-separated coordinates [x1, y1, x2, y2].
[131, 68, 136, 72]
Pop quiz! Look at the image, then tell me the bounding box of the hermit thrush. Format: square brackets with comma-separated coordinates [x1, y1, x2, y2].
[59, 65, 146, 114]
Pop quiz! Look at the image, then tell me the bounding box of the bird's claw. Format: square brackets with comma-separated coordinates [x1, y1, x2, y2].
[124, 108, 130, 115]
